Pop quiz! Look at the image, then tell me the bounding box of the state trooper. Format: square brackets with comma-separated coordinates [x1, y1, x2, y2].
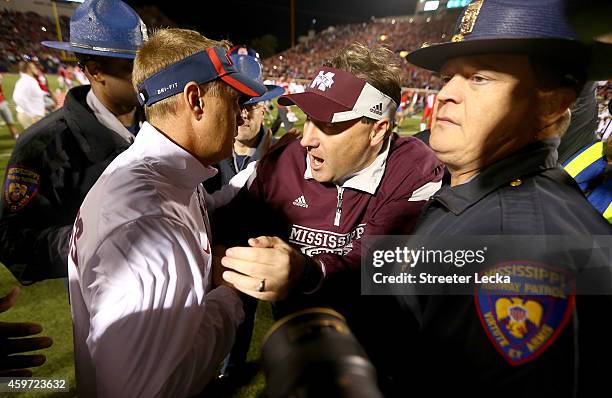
[0, 0, 147, 283]
[392, 0, 612, 396]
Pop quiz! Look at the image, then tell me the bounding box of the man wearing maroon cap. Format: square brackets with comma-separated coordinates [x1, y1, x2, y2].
[213, 43, 444, 387]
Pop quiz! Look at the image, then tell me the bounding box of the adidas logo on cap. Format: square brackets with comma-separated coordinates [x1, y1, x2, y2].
[292, 195, 309, 208]
[369, 102, 383, 116]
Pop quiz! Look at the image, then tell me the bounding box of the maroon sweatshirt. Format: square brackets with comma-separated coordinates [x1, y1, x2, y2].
[214, 133, 444, 294]
[213, 133, 443, 381]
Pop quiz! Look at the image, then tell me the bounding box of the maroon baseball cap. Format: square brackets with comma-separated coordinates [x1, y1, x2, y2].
[278, 67, 397, 123]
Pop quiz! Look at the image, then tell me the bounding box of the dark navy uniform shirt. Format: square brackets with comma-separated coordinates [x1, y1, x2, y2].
[398, 138, 612, 397]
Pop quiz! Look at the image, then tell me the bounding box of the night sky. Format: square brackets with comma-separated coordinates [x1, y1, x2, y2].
[125, 0, 418, 52]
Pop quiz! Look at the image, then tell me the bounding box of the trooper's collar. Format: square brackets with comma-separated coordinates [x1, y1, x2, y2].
[432, 138, 560, 215]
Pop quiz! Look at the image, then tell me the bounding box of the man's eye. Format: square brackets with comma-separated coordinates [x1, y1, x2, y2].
[440, 75, 451, 84]
[470, 74, 488, 84]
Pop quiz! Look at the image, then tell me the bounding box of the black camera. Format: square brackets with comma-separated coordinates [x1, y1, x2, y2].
[261, 308, 383, 398]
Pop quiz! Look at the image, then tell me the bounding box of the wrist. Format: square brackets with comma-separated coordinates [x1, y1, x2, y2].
[298, 254, 325, 294]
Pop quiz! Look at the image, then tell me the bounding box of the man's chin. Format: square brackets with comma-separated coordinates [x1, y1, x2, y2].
[235, 127, 248, 137]
[311, 169, 334, 184]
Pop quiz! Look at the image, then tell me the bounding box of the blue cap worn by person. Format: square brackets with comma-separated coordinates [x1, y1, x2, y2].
[42, 0, 147, 59]
[228, 45, 284, 105]
[135, 47, 267, 107]
[407, 0, 589, 74]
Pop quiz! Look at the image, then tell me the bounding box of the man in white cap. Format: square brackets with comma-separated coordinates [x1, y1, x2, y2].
[213, 43, 444, 393]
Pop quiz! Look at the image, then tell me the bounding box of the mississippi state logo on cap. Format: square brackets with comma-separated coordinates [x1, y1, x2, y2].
[310, 71, 336, 91]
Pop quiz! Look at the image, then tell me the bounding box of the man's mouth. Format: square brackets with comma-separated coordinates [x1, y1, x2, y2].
[309, 153, 325, 171]
[436, 115, 459, 126]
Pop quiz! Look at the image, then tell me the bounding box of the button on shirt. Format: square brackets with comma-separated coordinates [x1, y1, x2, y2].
[12, 73, 45, 118]
[68, 122, 244, 398]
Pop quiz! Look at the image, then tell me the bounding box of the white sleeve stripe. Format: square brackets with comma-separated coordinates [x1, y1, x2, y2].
[408, 181, 442, 202]
[204, 161, 258, 211]
[246, 161, 258, 190]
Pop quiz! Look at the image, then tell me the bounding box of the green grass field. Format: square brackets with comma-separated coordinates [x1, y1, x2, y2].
[0, 74, 424, 397]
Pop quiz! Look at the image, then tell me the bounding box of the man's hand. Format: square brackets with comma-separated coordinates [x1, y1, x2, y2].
[0, 286, 53, 377]
[221, 236, 307, 301]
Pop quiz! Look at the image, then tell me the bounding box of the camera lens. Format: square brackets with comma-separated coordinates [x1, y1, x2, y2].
[262, 308, 383, 398]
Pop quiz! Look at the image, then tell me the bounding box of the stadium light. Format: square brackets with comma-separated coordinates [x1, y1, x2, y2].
[447, 0, 472, 8]
[423, 1, 440, 12]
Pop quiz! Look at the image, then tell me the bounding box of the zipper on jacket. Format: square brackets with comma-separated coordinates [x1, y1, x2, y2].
[334, 186, 344, 226]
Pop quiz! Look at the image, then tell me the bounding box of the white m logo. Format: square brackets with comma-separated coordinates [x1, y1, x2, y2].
[310, 71, 335, 91]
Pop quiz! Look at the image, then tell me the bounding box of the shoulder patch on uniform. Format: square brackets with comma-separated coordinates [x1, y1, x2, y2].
[3, 165, 41, 212]
[475, 262, 575, 366]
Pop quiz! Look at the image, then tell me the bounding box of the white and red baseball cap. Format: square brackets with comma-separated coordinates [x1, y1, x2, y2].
[278, 67, 397, 123]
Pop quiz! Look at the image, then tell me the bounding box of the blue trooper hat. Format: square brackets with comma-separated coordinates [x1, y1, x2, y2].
[228, 46, 284, 105]
[42, 0, 147, 59]
[407, 0, 589, 73]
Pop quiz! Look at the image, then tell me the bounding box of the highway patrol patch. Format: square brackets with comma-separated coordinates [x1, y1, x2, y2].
[3, 166, 41, 212]
[475, 262, 575, 366]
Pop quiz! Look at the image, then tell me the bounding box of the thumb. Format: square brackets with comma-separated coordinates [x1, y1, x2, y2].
[248, 236, 281, 248]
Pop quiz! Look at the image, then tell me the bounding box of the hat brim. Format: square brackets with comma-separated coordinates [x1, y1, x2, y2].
[220, 70, 267, 98]
[407, 38, 588, 72]
[279, 92, 353, 123]
[244, 85, 284, 105]
[41, 41, 137, 59]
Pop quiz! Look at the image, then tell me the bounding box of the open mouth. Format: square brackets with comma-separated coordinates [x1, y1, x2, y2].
[309, 153, 325, 171]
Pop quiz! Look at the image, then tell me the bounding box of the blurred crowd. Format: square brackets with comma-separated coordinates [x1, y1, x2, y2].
[597, 80, 611, 138]
[262, 10, 460, 90]
[0, 7, 610, 136]
[0, 9, 69, 73]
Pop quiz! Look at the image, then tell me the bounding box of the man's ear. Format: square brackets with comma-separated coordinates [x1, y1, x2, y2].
[183, 82, 204, 120]
[83, 60, 105, 84]
[535, 87, 576, 130]
[369, 118, 390, 147]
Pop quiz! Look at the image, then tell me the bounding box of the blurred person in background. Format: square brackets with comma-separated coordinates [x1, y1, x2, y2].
[0, 73, 19, 139]
[12, 61, 45, 130]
